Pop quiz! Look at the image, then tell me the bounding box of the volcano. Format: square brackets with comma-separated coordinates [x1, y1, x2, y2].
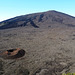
[0, 10, 75, 75]
[0, 10, 75, 29]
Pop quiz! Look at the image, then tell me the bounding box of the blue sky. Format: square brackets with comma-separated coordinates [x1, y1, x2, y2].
[0, 0, 75, 22]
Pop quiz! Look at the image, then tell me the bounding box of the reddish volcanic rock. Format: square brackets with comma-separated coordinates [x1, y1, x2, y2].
[0, 48, 25, 59]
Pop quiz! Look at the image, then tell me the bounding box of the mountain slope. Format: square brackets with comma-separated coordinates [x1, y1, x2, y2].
[0, 10, 75, 29]
[1, 10, 75, 75]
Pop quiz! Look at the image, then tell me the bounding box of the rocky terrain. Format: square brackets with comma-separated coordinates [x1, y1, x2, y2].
[0, 10, 75, 75]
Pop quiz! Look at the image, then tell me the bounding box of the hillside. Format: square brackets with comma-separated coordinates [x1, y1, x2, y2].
[0, 10, 75, 75]
[0, 10, 75, 29]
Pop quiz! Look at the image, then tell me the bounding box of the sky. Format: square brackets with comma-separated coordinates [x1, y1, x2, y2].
[0, 0, 75, 22]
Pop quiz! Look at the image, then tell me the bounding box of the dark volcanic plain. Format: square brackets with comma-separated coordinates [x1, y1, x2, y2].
[0, 10, 75, 75]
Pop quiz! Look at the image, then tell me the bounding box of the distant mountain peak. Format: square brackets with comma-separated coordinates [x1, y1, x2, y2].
[48, 10, 58, 12]
[0, 10, 75, 29]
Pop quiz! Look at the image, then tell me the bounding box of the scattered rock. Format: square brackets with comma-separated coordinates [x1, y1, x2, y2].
[36, 69, 49, 75]
[16, 67, 30, 75]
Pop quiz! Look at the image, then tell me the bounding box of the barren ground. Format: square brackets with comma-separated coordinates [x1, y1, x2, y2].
[0, 27, 75, 75]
